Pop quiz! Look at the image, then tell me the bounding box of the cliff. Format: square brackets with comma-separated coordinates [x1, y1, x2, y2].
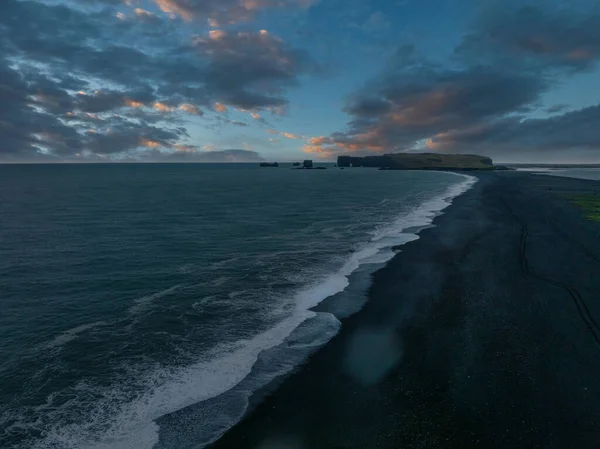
[337, 153, 494, 170]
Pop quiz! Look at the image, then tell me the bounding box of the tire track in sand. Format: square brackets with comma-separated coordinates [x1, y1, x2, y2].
[502, 198, 600, 348]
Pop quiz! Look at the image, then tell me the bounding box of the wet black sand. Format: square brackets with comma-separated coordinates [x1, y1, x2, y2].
[209, 172, 600, 449]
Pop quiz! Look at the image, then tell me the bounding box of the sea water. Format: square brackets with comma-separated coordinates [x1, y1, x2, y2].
[0, 163, 475, 449]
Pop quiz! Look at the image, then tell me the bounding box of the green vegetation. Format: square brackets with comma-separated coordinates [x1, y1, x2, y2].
[567, 194, 600, 222]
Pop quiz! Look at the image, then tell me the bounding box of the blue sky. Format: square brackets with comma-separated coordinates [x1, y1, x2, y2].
[1, 0, 600, 163]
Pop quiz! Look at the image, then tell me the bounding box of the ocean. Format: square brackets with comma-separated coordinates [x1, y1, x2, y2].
[516, 167, 600, 181]
[0, 164, 475, 449]
[541, 168, 600, 181]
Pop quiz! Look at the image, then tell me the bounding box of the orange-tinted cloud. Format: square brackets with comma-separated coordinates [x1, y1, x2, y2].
[301, 130, 386, 158]
[154, 0, 193, 21]
[179, 103, 202, 115]
[209, 30, 226, 41]
[153, 101, 173, 112]
[214, 102, 228, 113]
[266, 129, 300, 139]
[139, 138, 161, 148]
[124, 98, 145, 108]
[154, 0, 317, 23]
[134, 8, 156, 19]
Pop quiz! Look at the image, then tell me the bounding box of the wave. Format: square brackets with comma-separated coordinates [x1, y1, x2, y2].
[42, 321, 108, 351]
[23, 173, 477, 449]
[128, 285, 182, 316]
[30, 311, 340, 449]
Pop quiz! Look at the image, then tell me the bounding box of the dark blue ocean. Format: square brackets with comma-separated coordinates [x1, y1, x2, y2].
[0, 164, 475, 449]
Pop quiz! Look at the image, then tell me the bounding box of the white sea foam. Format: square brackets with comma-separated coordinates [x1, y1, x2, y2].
[39, 285, 186, 353]
[28, 172, 477, 449]
[128, 285, 182, 315]
[43, 321, 108, 350]
[293, 172, 477, 310]
[32, 309, 333, 449]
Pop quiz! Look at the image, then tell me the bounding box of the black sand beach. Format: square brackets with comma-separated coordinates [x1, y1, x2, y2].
[209, 172, 600, 449]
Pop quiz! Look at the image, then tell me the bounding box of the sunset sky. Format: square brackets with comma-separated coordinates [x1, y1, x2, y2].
[2, 0, 600, 163]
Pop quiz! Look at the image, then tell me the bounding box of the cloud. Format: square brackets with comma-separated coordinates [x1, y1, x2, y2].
[193, 29, 318, 110]
[134, 8, 159, 21]
[214, 102, 228, 113]
[178, 103, 203, 115]
[152, 0, 318, 24]
[148, 148, 264, 162]
[0, 0, 318, 161]
[457, 2, 600, 71]
[426, 104, 600, 162]
[306, 1, 600, 161]
[0, 61, 80, 161]
[0, 57, 188, 161]
[266, 129, 300, 139]
[305, 65, 547, 157]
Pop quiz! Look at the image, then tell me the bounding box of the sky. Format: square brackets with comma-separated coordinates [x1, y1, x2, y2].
[1, 0, 600, 163]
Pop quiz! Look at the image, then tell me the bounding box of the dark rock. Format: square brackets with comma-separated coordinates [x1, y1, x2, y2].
[338, 156, 351, 167]
[493, 165, 514, 171]
[260, 162, 279, 167]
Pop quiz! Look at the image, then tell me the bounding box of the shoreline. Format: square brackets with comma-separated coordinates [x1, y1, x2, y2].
[205, 171, 600, 449]
[153, 171, 477, 449]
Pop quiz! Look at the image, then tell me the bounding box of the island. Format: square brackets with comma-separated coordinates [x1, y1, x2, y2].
[337, 153, 495, 170]
[292, 160, 327, 170]
[259, 162, 279, 167]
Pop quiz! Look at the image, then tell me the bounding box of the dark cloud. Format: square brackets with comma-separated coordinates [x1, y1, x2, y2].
[0, 56, 188, 160]
[546, 104, 568, 114]
[0, 0, 318, 161]
[305, 65, 548, 156]
[458, 2, 600, 71]
[344, 98, 392, 117]
[427, 105, 600, 162]
[0, 60, 82, 161]
[193, 30, 318, 109]
[305, 1, 600, 161]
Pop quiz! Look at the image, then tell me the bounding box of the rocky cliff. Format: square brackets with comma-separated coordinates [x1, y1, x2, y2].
[337, 153, 494, 170]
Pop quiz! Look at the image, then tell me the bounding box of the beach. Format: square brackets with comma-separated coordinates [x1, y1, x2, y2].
[208, 171, 600, 449]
